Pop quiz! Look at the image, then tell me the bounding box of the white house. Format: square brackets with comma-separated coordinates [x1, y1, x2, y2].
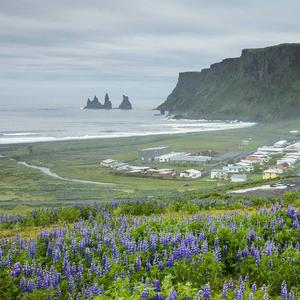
[273, 140, 288, 148]
[230, 174, 247, 183]
[180, 169, 202, 179]
[101, 159, 116, 167]
[154, 152, 188, 162]
[257, 146, 284, 155]
[285, 142, 300, 152]
[211, 169, 228, 180]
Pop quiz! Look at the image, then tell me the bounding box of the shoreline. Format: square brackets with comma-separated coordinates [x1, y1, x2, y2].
[0, 121, 255, 145]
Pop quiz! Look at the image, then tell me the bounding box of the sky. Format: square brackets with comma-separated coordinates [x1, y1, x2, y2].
[0, 0, 299, 109]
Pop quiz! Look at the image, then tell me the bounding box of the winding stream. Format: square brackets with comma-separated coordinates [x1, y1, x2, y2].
[18, 161, 116, 187]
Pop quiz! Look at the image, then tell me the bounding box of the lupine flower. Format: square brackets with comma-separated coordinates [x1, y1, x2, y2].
[222, 281, 228, 298]
[20, 277, 27, 292]
[202, 283, 210, 300]
[289, 290, 294, 300]
[281, 281, 288, 299]
[166, 288, 177, 300]
[251, 283, 257, 293]
[27, 279, 34, 292]
[141, 288, 149, 299]
[12, 262, 22, 277]
[234, 287, 242, 300]
[153, 279, 161, 292]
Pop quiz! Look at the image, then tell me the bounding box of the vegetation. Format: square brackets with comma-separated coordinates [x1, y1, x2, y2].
[0, 197, 299, 299]
[158, 44, 300, 122]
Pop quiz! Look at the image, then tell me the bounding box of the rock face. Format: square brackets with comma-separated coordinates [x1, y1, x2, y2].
[119, 95, 132, 110]
[103, 93, 112, 109]
[157, 43, 300, 122]
[85, 96, 103, 109]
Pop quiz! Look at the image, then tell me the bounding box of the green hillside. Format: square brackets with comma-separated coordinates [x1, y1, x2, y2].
[158, 43, 300, 122]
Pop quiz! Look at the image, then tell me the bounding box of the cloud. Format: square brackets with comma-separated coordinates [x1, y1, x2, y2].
[0, 0, 299, 107]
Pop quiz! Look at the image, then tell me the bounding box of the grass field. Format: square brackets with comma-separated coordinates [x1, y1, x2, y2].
[0, 118, 300, 211]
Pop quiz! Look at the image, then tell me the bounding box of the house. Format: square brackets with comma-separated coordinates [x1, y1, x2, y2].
[146, 169, 160, 176]
[158, 169, 176, 177]
[211, 169, 229, 180]
[263, 168, 282, 180]
[284, 142, 300, 152]
[154, 152, 188, 162]
[235, 162, 255, 172]
[127, 166, 150, 172]
[277, 158, 297, 166]
[230, 174, 247, 183]
[101, 159, 116, 167]
[169, 155, 211, 164]
[223, 164, 246, 173]
[273, 140, 288, 148]
[139, 146, 170, 161]
[180, 169, 202, 179]
[257, 146, 284, 155]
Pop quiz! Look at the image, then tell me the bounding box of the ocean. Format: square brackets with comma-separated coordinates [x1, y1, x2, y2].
[0, 107, 255, 144]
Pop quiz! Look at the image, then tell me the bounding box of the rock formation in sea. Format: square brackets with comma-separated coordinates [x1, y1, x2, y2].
[84, 96, 103, 109]
[119, 95, 132, 110]
[103, 93, 112, 109]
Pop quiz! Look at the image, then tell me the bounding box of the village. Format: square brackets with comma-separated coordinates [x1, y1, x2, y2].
[100, 139, 300, 184]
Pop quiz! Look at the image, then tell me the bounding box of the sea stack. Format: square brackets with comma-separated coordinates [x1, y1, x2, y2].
[84, 96, 103, 109]
[103, 93, 112, 109]
[119, 95, 132, 110]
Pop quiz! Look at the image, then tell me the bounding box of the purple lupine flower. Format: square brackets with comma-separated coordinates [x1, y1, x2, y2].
[136, 255, 142, 271]
[20, 277, 27, 292]
[234, 288, 242, 300]
[153, 279, 161, 292]
[141, 288, 149, 299]
[289, 290, 294, 300]
[237, 249, 242, 262]
[195, 291, 201, 300]
[228, 278, 234, 289]
[214, 249, 222, 261]
[155, 292, 165, 300]
[202, 240, 208, 253]
[222, 281, 228, 298]
[292, 218, 299, 229]
[12, 262, 22, 277]
[69, 276, 75, 293]
[251, 283, 257, 293]
[268, 260, 273, 269]
[27, 279, 34, 292]
[249, 292, 254, 300]
[85, 247, 91, 266]
[264, 292, 269, 300]
[166, 287, 177, 300]
[281, 281, 288, 300]
[202, 283, 211, 300]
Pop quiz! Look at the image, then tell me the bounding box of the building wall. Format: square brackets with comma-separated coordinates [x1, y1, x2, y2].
[139, 147, 170, 161]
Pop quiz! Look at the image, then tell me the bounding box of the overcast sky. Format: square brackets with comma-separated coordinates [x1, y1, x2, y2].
[0, 0, 299, 109]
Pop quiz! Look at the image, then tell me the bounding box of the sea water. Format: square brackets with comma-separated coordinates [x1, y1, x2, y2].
[0, 106, 255, 144]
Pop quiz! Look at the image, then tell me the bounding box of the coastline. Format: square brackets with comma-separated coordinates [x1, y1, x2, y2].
[0, 121, 255, 145]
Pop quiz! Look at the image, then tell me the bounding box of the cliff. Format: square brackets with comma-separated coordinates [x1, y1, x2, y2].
[119, 95, 133, 110]
[157, 43, 300, 122]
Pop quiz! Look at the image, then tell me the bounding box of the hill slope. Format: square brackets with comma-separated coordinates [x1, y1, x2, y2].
[158, 43, 300, 122]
